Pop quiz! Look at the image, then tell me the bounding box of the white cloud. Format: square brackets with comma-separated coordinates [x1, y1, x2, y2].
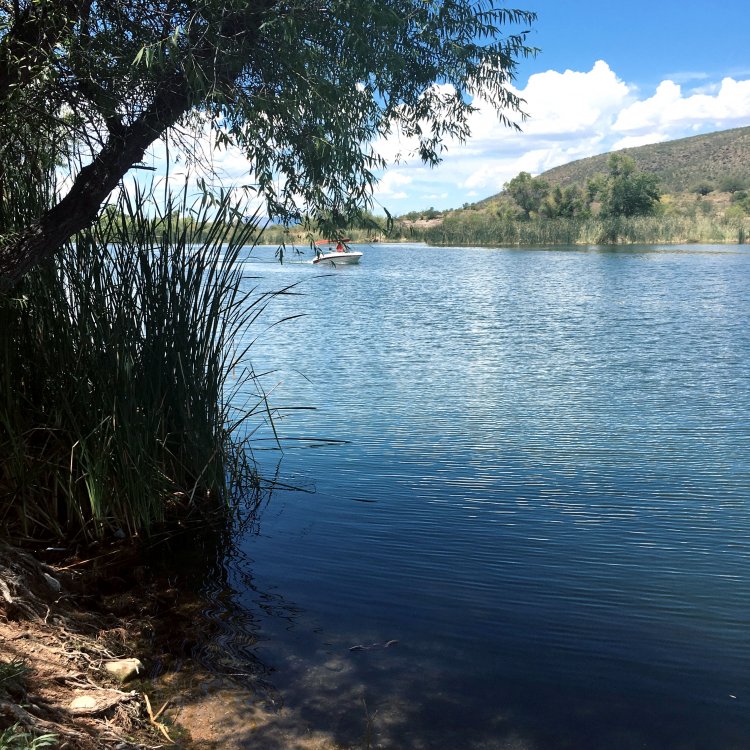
[373, 61, 633, 203]
[662, 71, 711, 86]
[372, 169, 415, 202]
[521, 60, 633, 135]
[613, 77, 750, 134]
[371, 63, 750, 214]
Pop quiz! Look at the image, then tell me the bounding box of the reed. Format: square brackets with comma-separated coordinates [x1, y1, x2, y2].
[424, 213, 750, 247]
[0, 183, 277, 541]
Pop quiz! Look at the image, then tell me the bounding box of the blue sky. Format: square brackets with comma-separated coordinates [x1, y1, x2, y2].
[143, 0, 750, 217]
[515, 0, 750, 91]
[369, 0, 750, 214]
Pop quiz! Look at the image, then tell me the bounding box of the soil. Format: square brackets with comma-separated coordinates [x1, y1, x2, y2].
[1, 542, 348, 749]
[0, 540, 200, 748]
[0, 539, 257, 749]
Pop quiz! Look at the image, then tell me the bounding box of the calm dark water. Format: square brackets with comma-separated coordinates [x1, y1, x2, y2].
[216, 243, 750, 748]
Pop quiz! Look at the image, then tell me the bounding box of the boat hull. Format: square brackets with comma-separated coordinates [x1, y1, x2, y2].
[313, 251, 363, 265]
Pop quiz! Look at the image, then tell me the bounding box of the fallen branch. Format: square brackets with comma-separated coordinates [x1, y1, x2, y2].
[144, 693, 174, 744]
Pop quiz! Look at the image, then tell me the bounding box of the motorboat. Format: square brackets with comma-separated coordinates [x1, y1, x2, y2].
[313, 250, 363, 265]
[312, 238, 363, 266]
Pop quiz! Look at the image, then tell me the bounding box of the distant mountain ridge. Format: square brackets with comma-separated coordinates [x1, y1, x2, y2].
[540, 126, 750, 194]
[483, 126, 750, 201]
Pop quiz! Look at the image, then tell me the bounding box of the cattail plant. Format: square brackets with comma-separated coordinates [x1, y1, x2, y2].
[1, 183, 283, 541]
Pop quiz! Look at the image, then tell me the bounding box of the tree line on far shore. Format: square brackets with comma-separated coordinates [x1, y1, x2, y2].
[395, 153, 750, 246]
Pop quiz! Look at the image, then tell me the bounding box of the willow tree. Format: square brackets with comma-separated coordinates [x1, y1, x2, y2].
[0, 0, 537, 289]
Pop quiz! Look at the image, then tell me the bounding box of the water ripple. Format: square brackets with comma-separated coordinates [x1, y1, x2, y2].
[223, 244, 750, 747]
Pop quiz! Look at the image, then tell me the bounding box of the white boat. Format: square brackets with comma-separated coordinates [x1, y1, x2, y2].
[312, 239, 363, 266]
[313, 250, 363, 265]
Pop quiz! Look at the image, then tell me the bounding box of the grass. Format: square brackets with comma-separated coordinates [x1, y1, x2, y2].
[0, 182, 284, 541]
[0, 725, 57, 750]
[423, 213, 750, 246]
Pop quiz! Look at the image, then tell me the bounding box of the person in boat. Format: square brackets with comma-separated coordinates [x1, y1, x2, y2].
[336, 241, 344, 252]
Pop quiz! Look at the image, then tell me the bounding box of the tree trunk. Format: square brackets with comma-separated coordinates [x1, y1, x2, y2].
[0, 81, 191, 292]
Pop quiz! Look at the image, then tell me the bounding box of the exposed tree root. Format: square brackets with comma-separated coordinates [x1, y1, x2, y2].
[0, 542, 189, 748]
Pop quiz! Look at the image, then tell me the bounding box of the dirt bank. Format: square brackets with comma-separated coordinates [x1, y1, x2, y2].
[1, 542, 349, 749]
[1, 541, 198, 747]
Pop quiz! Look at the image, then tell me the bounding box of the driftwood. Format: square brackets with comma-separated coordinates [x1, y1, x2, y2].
[68, 687, 138, 716]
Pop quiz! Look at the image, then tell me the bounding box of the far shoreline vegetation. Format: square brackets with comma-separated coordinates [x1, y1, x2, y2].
[263, 126, 750, 249]
[263, 206, 749, 248]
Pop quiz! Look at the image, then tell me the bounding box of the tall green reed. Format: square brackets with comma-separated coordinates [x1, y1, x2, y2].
[0, 183, 280, 541]
[425, 213, 750, 247]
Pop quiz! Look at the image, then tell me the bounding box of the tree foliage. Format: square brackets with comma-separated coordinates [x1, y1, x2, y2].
[503, 171, 549, 219]
[540, 184, 588, 219]
[730, 190, 750, 215]
[595, 154, 661, 218]
[0, 0, 537, 289]
[719, 174, 748, 194]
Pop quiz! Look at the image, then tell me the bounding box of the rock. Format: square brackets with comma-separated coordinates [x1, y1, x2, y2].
[43, 572, 61, 592]
[70, 695, 98, 712]
[104, 658, 144, 682]
[68, 689, 138, 715]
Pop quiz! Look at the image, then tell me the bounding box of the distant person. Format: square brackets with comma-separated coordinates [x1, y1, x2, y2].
[336, 241, 344, 252]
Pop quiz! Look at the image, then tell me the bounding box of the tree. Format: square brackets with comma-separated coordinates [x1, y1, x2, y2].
[719, 175, 748, 194]
[597, 154, 660, 218]
[504, 171, 549, 219]
[0, 0, 537, 289]
[540, 184, 588, 219]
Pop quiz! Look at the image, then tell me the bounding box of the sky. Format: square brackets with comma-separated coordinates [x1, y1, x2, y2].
[143, 0, 750, 217]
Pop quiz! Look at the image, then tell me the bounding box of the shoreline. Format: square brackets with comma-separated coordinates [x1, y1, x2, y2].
[0, 543, 346, 750]
[0, 542, 212, 748]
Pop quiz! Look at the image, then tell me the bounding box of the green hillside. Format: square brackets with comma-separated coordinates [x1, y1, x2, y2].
[502, 126, 750, 197]
[395, 126, 750, 246]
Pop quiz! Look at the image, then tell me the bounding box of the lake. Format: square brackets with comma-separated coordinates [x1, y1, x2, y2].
[198, 242, 750, 749]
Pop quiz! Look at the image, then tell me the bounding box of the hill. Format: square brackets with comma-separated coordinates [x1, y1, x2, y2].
[499, 126, 750, 198]
[394, 126, 750, 246]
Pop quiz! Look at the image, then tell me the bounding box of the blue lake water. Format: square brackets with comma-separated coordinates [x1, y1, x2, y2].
[207, 242, 750, 748]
